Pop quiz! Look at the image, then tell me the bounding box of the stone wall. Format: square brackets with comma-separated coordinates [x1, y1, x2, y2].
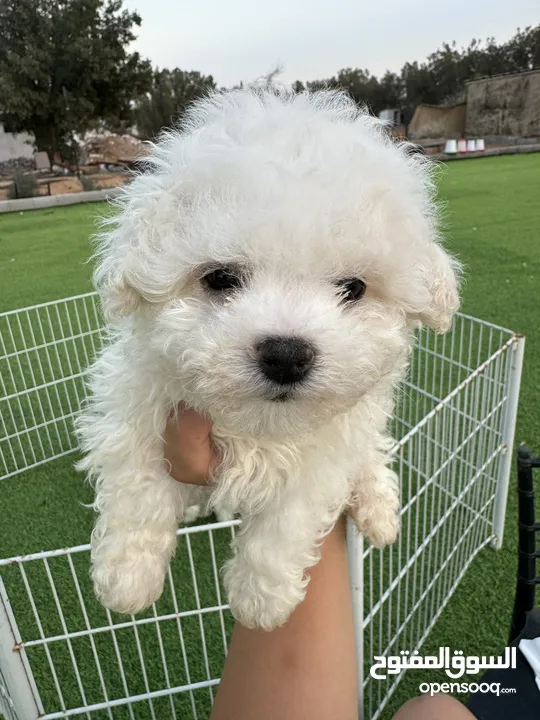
[408, 103, 467, 139]
[466, 70, 540, 138]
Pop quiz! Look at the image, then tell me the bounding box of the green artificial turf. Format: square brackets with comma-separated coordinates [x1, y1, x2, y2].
[0, 205, 97, 312]
[0, 154, 539, 718]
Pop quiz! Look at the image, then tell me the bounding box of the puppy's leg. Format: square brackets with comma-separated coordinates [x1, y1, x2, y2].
[182, 485, 213, 524]
[224, 491, 340, 631]
[350, 445, 400, 549]
[85, 426, 183, 615]
[180, 485, 235, 523]
[78, 352, 184, 615]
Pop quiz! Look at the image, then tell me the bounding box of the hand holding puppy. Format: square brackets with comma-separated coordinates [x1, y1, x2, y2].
[163, 406, 217, 486]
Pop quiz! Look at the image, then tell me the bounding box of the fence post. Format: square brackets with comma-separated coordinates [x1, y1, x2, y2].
[347, 519, 364, 720]
[0, 578, 43, 719]
[492, 334, 526, 549]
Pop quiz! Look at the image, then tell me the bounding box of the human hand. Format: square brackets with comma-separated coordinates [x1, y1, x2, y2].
[163, 406, 219, 485]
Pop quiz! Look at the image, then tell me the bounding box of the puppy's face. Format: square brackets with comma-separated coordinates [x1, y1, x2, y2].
[150, 196, 417, 438]
[96, 91, 460, 438]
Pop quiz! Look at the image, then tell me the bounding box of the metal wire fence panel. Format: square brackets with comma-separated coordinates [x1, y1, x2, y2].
[0, 294, 103, 480]
[0, 294, 524, 719]
[0, 522, 239, 720]
[359, 331, 524, 720]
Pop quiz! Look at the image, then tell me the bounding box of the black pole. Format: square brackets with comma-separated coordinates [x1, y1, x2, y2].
[509, 445, 540, 643]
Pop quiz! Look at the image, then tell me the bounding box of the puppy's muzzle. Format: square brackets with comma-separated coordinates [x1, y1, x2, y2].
[256, 337, 316, 385]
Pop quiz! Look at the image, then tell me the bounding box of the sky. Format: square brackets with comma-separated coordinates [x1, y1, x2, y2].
[123, 0, 539, 87]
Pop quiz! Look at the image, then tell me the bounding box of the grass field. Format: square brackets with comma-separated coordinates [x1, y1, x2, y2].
[1, 153, 539, 718]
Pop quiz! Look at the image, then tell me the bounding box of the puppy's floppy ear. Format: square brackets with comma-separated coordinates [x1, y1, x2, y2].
[91, 133, 191, 324]
[92, 172, 166, 324]
[97, 266, 141, 324]
[92, 221, 142, 324]
[415, 243, 461, 333]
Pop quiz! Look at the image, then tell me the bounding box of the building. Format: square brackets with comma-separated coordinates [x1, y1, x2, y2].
[379, 108, 403, 126]
[0, 124, 34, 163]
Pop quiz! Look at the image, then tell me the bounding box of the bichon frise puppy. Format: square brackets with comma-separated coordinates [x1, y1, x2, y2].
[77, 89, 460, 630]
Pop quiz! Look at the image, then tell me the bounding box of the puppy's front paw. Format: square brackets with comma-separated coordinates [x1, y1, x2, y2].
[353, 502, 400, 548]
[214, 505, 236, 523]
[224, 560, 306, 631]
[351, 473, 400, 549]
[92, 549, 167, 615]
[183, 504, 203, 524]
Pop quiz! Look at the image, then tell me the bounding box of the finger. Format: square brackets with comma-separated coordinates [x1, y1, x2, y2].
[171, 406, 213, 445]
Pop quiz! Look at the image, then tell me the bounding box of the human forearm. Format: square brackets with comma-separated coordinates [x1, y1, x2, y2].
[210, 516, 358, 720]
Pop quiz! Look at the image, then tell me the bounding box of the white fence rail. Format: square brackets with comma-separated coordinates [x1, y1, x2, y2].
[0, 294, 524, 719]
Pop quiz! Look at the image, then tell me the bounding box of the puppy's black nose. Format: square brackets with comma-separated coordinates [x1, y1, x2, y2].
[256, 337, 315, 385]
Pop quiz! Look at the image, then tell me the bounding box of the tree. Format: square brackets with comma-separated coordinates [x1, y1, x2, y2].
[134, 69, 216, 139]
[403, 26, 540, 108]
[302, 24, 539, 116]
[503, 25, 540, 71]
[0, 0, 152, 161]
[378, 71, 404, 109]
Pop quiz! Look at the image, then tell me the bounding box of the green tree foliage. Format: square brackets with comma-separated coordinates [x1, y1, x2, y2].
[294, 24, 540, 113]
[0, 0, 152, 160]
[134, 69, 216, 140]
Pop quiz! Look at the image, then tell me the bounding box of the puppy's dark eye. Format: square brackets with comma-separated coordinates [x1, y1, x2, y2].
[203, 268, 242, 291]
[336, 277, 366, 303]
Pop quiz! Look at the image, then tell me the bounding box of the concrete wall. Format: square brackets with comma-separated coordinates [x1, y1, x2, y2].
[0, 187, 122, 214]
[466, 70, 540, 138]
[0, 125, 34, 162]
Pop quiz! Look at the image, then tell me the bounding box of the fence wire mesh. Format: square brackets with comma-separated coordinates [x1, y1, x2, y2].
[359, 323, 523, 719]
[0, 293, 102, 480]
[0, 294, 523, 719]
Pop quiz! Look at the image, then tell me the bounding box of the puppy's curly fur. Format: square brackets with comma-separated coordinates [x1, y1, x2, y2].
[77, 89, 460, 630]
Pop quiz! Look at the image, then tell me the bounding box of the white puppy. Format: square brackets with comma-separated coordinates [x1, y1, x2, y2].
[77, 89, 460, 631]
